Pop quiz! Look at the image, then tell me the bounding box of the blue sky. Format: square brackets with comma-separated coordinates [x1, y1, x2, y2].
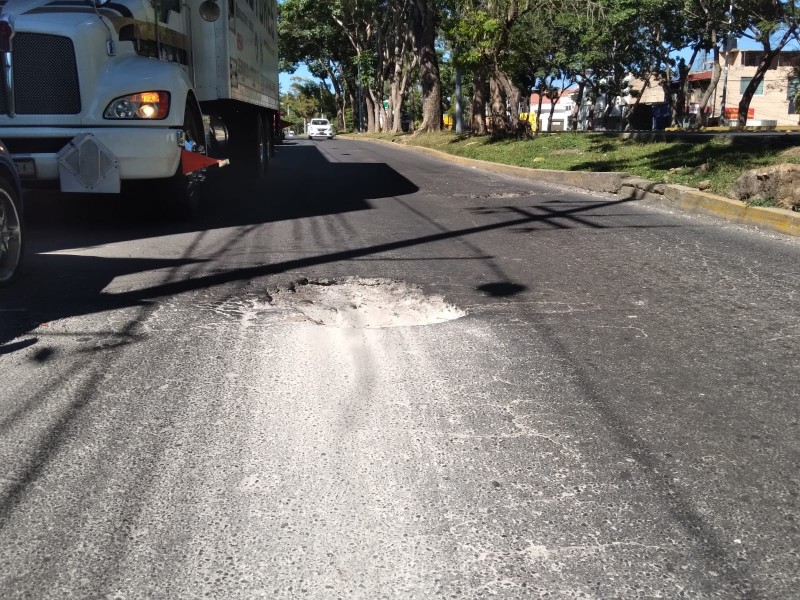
[280, 64, 314, 92]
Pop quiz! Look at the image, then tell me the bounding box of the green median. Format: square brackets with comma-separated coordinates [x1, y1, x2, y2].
[351, 131, 800, 205]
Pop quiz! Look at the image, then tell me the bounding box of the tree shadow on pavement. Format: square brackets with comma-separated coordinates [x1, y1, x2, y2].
[24, 143, 419, 254]
[0, 195, 651, 350]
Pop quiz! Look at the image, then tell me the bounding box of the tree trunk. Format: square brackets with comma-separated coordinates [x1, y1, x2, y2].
[470, 65, 487, 134]
[737, 24, 799, 128]
[330, 73, 346, 132]
[570, 80, 585, 131]
[388, 4, 413, 134]
[410, 0, 442, 131]
[600, 102, 614, 130]
[495, 68, 521, 127]
[697, 45, 721, 125]
[408, 86, 416, 132]
[535, 88, 544, 134]
[390, 67, 409, 133]
[369, 88, 383, 132]
[364, 95, 376, 132]
[737, 60, 773, 128]
[389, 54, 413, 133]
[489, 72, 506, 135]
[673, 49, 698, 128]
[622, 79, 648, 130]
[661, 61, 674, 129]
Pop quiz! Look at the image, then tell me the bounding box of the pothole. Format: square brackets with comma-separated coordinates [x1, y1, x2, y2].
[452, 191, 528, 199]
[266, 277, 466, 329]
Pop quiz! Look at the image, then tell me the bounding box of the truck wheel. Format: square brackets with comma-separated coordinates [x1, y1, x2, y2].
[266, 114, 275, 159]
[230, 109, 268, 179]
[252, 112, 269, 178]
[162, 104, 204, 219]
[0, 174, 24, 285]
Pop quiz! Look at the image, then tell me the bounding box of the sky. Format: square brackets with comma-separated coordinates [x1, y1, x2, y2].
[280, 64, 314, 93]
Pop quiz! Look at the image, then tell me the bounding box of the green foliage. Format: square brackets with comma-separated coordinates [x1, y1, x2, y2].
[280, 0, 800, 134]
[354, 51, 378, 90]
[742, 196, 778, 208]
[367, 131, 800, 198]
[282, 78, 337, 122]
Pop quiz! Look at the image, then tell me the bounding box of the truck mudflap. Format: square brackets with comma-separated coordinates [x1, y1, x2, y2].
[57, 133, 120, 193]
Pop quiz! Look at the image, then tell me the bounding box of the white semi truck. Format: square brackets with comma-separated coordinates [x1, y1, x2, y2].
[0, 0, 279, 215]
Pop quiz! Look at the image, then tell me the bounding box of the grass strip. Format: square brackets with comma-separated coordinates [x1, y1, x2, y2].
[355, 131, 800, 200]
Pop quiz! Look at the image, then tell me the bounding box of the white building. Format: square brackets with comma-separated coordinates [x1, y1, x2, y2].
[526, 89, 578, 131]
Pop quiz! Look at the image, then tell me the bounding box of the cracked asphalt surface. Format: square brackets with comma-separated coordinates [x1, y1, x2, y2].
[0, 138, 799, 598]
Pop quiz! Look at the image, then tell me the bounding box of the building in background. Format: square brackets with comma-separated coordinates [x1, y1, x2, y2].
[634, 49, 800, 128]
[523, 89, 579, 131]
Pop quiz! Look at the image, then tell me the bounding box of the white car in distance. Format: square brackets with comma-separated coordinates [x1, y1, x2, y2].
[307, 119, 334, 140]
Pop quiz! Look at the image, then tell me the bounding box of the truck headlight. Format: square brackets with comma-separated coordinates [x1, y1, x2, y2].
[104, 91, 170, 120]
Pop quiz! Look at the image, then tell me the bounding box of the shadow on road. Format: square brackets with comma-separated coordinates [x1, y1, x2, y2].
[25, 143, 419, 254]
[0, 139, 686, 353]
[0, 193, 643, 349]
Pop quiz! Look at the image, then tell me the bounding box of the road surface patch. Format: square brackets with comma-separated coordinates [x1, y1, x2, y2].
[265, 277, 465, 328]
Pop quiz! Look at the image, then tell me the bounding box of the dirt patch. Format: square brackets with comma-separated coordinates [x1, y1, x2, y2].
[266, 277, 465, 328]
[779, 146, 800, 159]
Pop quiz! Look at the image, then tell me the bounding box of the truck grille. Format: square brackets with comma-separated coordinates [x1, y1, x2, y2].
[0, 33, 81, 115]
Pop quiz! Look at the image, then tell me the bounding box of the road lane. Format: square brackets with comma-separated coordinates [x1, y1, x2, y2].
[1, 138, 798, 598]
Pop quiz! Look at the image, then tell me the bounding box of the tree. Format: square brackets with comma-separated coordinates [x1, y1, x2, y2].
[679, 0, 733, 125]
[385, 0, 417, 132]
[279, 0, 355, 130]
[410, 0, 443, 131]
[735, 0, 800, 127]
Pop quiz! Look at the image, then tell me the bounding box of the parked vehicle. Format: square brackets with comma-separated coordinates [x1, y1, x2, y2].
[0, 0, 280, 217]
[307, 119, 334, 140]
[0, 140, 23, 285]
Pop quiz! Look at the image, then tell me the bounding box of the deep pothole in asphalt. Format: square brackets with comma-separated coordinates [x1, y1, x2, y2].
[266, 277, 465, 328]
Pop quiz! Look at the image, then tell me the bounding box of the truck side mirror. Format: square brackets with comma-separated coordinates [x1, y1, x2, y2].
[199, 0, 221, 22]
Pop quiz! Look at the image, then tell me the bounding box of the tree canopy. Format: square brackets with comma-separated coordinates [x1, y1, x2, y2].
[279, 0, 800, 132]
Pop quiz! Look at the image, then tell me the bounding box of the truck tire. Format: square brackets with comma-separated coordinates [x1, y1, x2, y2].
[266, 113, 275, 158]
[0, 174, 24, 285]
[161, 103, 204, 219]
[251, 111, 269, 178]
[128, 103, 204, 220]
[228, 108, 269, 179]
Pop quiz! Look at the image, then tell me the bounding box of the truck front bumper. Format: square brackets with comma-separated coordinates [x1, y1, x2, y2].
[1, 127, 182, 192]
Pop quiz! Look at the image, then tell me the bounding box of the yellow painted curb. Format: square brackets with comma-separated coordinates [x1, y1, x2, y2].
[662, 185, 800, 236]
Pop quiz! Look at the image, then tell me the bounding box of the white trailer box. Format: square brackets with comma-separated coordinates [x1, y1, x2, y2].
[192, 0, 279, 111]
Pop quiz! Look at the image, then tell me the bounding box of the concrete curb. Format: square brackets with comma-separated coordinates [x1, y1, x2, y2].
[355, 137, 800, 238]
[657, 184, 800, 237]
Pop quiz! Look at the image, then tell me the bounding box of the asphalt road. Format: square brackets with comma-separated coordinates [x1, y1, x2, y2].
[1, 138, 799, 599]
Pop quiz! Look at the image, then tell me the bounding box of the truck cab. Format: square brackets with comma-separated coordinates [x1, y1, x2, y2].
[0, 0, 278, 216]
